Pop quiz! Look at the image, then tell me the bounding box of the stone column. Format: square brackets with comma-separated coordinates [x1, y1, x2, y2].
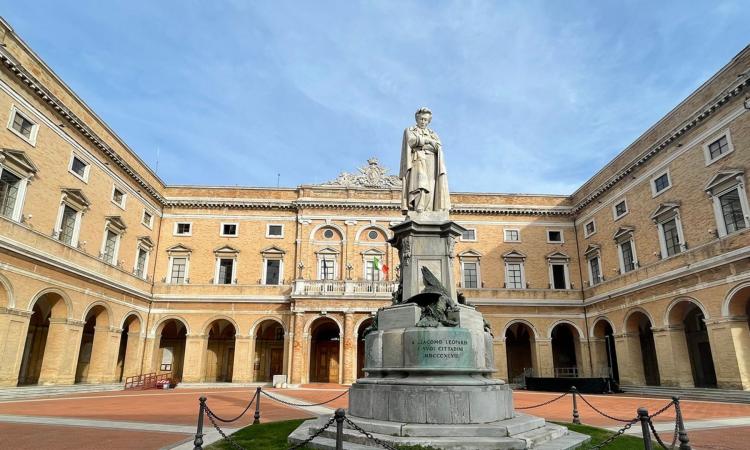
[181, 335, 208, 383]
[534, 338, 554, 377]
[705, 317, 750, 390]
[614, 332, 645, 385]
[122, 332, 145, 380]
[493, 337, 508, 381]
[290, 312, 305, 385]
[342, 312, 355, 384]
[576, 337, 592, 377]
[588, 337, 606, 377]
[0, 308, 32, 386]
[652, 326, 693, 387]
[282, 325, 291, 379]
[39, 319, 84, 385]
[87, 326, 122, 383]
[232, 336, 253, 383]
[141, 335, 159, 374]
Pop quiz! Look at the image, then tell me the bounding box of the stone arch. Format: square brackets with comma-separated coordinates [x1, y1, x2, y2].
[723, 282, 750, 317]
[116, 312, 143, 382]
[623, 307, 656, 333]
[81, 301, 114, 328]
[304, 314, 343, 335]
[354, 223, 391, 241]
[354, 315, 375, 339]
[151, 315, 191, 337]
[665, 296, 710, 326]
[201, 315, 241, 337]
[590, 316, 617, 338]
[249, 316, 286, 337]
[204, 318, 237, 382]
[0, 272, 15, 308]
[355, 317, 375, 380]
[308, 316, 342, 383]
[28, 287, 72, 319]
[502, 319, 541, 340]
[119, 311, 144, 334]
[546, 319, 584, 340]
[309, 222, 346, 241]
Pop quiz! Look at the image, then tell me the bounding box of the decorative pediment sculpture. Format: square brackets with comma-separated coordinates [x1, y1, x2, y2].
[318, 158, 401, 189]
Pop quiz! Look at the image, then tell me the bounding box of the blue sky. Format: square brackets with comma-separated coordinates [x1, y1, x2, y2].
[3, 1, 748, 193]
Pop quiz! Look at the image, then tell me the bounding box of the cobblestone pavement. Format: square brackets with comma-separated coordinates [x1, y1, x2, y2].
[0, 386, 748, 449]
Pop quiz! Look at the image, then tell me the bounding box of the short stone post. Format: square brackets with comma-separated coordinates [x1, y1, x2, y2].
[335, 408, 346, 450]
[193, 396, 206, 450]
[673, 396, 691, 450]
[571, 386, 581, 424]
[638, 407, 652, 450]
[253, 387, 262, 424]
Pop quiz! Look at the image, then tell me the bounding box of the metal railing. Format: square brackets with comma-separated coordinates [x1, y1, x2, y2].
[554, 367, 579, 378]
[123, 372, 172, 390]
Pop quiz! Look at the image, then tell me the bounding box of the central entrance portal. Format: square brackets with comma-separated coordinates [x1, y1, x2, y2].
[309, 318, 340, 383]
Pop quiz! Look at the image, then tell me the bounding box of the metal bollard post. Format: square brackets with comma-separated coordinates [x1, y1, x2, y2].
[335, 408, 346, 450]
[672, 396, 692, 450]
[638, 407, 653, 450]
[571, 386, 581, 424]
[193, 396, 206, 450]
[253, 387, 261, 425]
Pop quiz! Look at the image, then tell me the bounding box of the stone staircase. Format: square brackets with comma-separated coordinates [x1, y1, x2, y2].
[621, 385, 750, 403]
[0, 383, 123, 401]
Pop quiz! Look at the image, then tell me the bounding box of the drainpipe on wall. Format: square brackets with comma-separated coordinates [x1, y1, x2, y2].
[573, 221, 595, 377]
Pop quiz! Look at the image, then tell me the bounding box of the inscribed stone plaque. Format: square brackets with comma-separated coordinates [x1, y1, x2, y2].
[404, 327, 474, 369]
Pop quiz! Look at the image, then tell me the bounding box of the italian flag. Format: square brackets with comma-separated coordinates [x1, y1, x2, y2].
[373, 256, 389, 276]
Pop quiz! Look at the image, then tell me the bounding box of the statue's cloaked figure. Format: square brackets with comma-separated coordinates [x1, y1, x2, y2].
[400, 107, 451, 215]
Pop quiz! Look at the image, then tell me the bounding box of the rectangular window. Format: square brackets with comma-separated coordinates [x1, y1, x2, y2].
[175, 223, 192, 235]
[12, 112, 33, 138]
[547, 230, 563, 243]
[102, 230, 119, 264]
[221, 223, 238, 236]
[59, 205, 78, 245]
[719, 189, 746, 234]
[551, 264, 567, 289]
[662, 218, 682, 257]
[267, 224, 283, 237]
[170, 257, 187, 284]
[589, 257, 601, 285]
[620, 240, 635, 273]
[0, 169, 21, 219]
[70, 156, 88, 179]
[365, 260, 382, 281]
[320, 259, 335, 280]
[217, 258, 234, 284]
[614, 200, 628, 219]
[135, 248, 148, 278]
[265, 259, 281, 285]
[112, 187, 125, 208]
[506, 263, 523, 289]
[142, 211, 153, 228]
[504, 229, 520, 242]
[461, 229, 476, 241]
[462, 262, 478, 288]
[652, 171, 671, 196]
[584, 220, 596, 237]
[708, 136, 730, 160]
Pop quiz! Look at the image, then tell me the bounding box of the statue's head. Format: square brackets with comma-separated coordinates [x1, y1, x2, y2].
[414, 107, 432, 129]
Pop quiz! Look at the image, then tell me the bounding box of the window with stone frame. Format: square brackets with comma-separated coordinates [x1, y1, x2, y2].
[142, 210, 153, 228]
[620, 240, 636, 273]
[69, 155, 89, 180]
[112, 187, 126, 208]
[613, 199, 628, 219]
[170, 257, 188, 283]
[0, 149, 36, 221]
[547, 252, 571, 290]
[504, 229, 520, 242]
[589, 256, 602, 285]
[135, 247, 149, 279]
[705, 170, 749, 237]
[265, 259, 281, 285]
[461, 228, 476, 241]
[547, 229, 563, 243]
[0, 169, 21, 219]
[651, 203, 685, 258]
[462, 261, 478, 288]
[175, 222, 192, 235]
[221, 223, 238, 236]
[505, 263, 523, 289]
[662, 218, 681, 256]
[267, 224, 284, 238]
[216, 258, 235, 284]
[8, 107, 38, 144]
[651, 170, 672, 196]
[364, 259, 382, 281]
[58, 205, 78, 245]
[102, 230, 119, 264]
[584, 220, 596, 237]
[708, 135, 730, 160]
[320, 258, 335, 280]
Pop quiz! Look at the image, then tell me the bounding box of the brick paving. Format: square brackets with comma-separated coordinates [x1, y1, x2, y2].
[0, 386, 748, 449]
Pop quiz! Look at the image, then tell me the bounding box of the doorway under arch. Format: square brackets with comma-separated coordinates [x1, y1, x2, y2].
[18, 292, 68, 385]
[356, 318, 373, 380]
[115, 314, 141, 382]
[75, 305, 111, 384]
[253, 320, 285, 382]
[205, 319, 236, 382]
[550, 323, 580, 377]
[668, 300, 716, 388]
[625, 311, 660, 386]
[505, 322, 535, 381]
[309, 318, 340, 383]
[592, 319, 619, 382]
[157, 319, 187, 382]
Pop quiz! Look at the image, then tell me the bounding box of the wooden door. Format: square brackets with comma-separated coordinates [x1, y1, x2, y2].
[270, 348, 283, 377]
[312, 342, 339, 383]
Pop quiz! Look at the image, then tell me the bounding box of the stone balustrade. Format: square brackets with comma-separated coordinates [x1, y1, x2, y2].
[292, 280, 398, 297]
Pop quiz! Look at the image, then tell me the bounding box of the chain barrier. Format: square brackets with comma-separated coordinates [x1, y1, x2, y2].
[515, 391, 569, 410]
[648, 416, 679, 450]
[590, 417, 639, 450]
[261, 388, 349, 407]
[287, 415, 336, 450]
[209, 390, 258, 423]
[204, 405, 248, 450]
[576, 392, 634, 423]
[344, 417, 398, 450]
[648, 400, 676, 419]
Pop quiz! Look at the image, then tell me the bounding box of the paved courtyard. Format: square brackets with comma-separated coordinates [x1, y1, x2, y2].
[0, 386, 748, 449]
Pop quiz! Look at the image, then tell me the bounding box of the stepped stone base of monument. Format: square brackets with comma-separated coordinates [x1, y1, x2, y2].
[288, 412, 591, 449]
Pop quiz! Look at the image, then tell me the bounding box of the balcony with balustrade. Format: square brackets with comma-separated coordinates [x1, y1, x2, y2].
[292, 279, 398, 298]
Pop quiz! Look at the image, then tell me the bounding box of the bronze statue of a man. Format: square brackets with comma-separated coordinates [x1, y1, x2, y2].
[399, 107, 451, 215]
